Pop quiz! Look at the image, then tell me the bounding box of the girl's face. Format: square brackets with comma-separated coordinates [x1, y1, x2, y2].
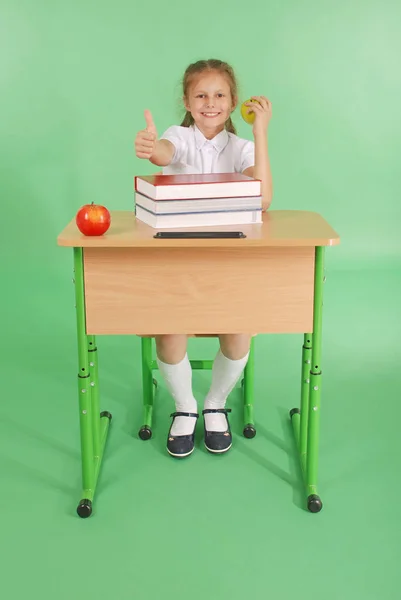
[184, 71, 237, 139]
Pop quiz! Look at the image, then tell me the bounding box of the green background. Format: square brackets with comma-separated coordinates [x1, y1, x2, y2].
[1, 1, 400, 598]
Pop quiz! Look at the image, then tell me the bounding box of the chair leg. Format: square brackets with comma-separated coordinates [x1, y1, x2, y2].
[290, 334, 312, 473]
[138, 337, 156, 440]
[242, 337, 256, 438]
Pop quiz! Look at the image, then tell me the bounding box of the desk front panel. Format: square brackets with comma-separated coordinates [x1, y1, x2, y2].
[83, 247, 315, 335]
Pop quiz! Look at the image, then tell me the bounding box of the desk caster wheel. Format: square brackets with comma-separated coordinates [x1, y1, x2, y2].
[289, 408, 300, 419]
[307, 494, 323, 513]
[77, 499, 92, 518]
[100, 411, 112, 421]
[243, 424, 256, 438]
[139, 426, 152, 440]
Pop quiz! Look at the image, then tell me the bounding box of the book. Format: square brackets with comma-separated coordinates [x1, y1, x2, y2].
[134, 192, 262, 215]
[135, 205, 262, 229]
[134, 173, 261, 200]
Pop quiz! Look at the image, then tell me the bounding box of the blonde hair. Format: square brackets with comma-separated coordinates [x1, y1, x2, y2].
[180, 59, 238, 134]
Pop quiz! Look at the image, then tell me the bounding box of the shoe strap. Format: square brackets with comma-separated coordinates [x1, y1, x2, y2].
[170, 412, 199, 419]
[202, 408, 232, 415]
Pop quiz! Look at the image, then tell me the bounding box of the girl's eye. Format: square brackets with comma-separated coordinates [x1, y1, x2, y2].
[196, 93, 225, 98]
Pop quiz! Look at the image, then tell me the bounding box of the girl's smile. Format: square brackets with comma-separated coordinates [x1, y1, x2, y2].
[184, 72, 236, 138]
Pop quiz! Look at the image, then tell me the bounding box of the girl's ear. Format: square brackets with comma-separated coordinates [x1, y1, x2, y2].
[183, 95, 190, 111]
[231, 96, 238, 111]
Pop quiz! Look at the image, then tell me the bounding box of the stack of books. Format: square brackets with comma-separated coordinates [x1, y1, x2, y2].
[134, 173, 263, 228]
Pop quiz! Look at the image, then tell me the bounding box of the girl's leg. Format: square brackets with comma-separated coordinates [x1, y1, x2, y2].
[155, 335, 198, 437]
[204, 334, 251, 433]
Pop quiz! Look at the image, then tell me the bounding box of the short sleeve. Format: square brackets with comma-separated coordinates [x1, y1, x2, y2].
[160, 126, 186, 165]
[240, 139, 255, 172]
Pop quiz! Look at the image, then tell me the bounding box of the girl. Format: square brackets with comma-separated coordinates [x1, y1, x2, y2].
[134, 58, 273, 459]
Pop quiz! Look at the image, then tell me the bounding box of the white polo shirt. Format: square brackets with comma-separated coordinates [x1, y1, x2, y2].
[160, 124, 255, 175]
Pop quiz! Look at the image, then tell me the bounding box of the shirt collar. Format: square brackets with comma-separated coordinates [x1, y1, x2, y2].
[193, 124, 229, 152]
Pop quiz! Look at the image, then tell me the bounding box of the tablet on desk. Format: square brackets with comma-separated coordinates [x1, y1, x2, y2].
[153, 231, 246, 239]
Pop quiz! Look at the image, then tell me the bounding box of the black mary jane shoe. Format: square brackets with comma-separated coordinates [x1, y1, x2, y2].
[167, 412, 199, 458]
[202, 408, 232, 454]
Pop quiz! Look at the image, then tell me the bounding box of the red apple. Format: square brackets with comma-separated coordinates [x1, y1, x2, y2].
[76, 202, 111, 236]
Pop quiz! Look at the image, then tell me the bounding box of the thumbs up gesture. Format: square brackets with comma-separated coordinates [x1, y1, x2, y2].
[135, 110, 158, 160]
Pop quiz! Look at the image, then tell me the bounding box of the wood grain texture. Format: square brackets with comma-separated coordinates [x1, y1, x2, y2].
[58, 210, 340, 248]
[83, 246, 315, 335]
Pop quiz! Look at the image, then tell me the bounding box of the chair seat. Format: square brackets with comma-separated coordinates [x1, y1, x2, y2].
[137, 334, 256, 338]
[137, 334, 219, 338]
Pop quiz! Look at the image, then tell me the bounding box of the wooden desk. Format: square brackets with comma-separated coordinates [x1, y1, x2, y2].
[58, 210, 340, 517]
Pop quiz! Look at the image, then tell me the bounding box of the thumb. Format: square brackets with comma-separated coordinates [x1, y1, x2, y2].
[144, 109, 157, 134]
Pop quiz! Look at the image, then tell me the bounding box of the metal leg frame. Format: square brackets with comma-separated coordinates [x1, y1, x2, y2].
[74, 248, 112, 518]
[71, 244, 328, 516]
[290, 246, 325, 513]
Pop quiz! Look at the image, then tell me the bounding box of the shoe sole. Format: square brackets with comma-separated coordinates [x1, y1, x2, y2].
[205, 443, 232, 454]
[167, 447, 195, 459]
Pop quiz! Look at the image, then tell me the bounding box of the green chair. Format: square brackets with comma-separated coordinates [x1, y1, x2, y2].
[138, 336, 256, 440]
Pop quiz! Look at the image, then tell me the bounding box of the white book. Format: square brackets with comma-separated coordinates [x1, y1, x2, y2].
[135, 205, 262, 229]
[134, 192, 262, 215]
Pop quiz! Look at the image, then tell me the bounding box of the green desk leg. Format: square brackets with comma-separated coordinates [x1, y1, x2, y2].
[73, 248, 112, 518]
[290, 246, 325, 513]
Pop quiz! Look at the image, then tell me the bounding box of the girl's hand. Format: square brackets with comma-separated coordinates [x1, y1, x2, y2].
[245, 96, 272, 135]
[135, 110, 158, 159]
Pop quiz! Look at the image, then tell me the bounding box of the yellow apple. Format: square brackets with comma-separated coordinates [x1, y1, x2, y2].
[240, 98, 259, 124]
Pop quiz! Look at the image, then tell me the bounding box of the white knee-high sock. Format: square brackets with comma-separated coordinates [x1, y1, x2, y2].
[156, 354, 198, 436]
[203, 349, 250, 432]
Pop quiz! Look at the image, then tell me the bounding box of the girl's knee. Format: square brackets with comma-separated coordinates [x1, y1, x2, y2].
[155, 334, 188, 346]
[219, 334, 251, 360]
[155, 334, 188, 363]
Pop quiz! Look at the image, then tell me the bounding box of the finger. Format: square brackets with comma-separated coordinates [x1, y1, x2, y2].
[136, 144, 152, 152]
[137, 132, 155, 143]
[136, 130, 155, 141]
[245, 99, 262, 109]
[144, 109, 156, 132]
[246, 102, 263, 114]
[251, 96, 269, 109]
[136, 151, 152, 159]
[260, 96, 272, 111]
[136, 142, 154, 151]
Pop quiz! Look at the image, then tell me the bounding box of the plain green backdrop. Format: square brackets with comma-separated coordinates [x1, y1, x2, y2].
[1, 1, 400, 599]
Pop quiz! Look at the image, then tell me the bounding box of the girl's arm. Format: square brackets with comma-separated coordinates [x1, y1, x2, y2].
[242, 96, 273, 211]
[135, 109, 175, 167]
[149, 140, 175, 167]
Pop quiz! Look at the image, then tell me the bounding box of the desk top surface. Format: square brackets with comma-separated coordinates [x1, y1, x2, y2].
[57, 210, 340, 248]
